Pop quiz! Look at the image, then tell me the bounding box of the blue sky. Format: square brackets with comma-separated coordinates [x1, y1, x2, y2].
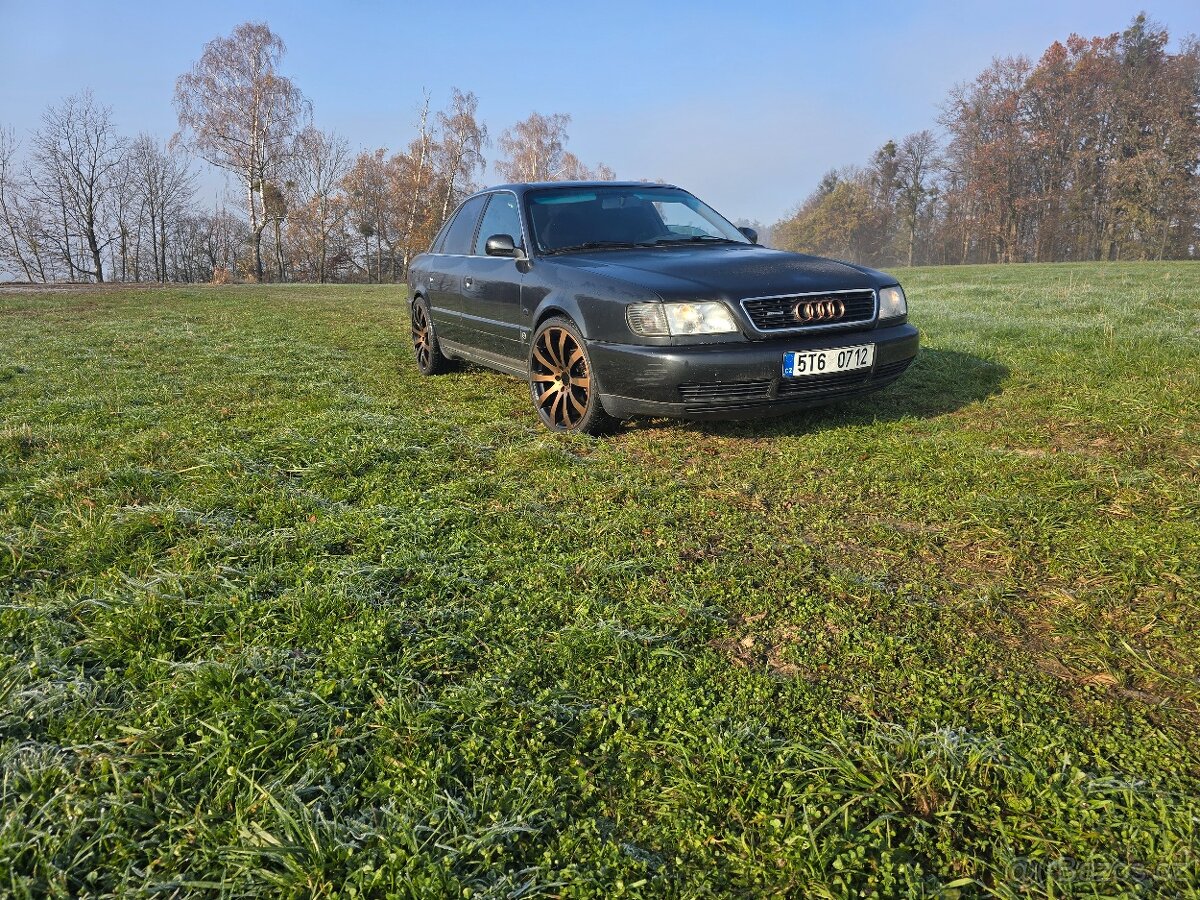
[1, 1, 1197, 224]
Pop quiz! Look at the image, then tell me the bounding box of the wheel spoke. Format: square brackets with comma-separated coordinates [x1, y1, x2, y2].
[572, 376, 590, 391]
[530, 373, 558, 384]
[557, 329, 570, 367]
[546, 332, 565, 369]
[533, 345, 557, 372]
[537, 333, 549, 362]
[567, 388, 586, 415]
[567, 348, 584, 370]
[550, 390, 566, 424]
[537, 383, 560, 407]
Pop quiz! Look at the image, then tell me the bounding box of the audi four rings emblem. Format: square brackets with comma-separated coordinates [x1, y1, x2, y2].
[792, 297, 846, 322]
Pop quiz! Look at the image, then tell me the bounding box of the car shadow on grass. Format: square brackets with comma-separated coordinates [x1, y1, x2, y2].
[630, 348, 1010, 438]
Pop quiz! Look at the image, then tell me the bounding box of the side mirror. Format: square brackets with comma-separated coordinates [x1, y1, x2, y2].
[485, 233, 518, 257]
[739, 226, 759, 244]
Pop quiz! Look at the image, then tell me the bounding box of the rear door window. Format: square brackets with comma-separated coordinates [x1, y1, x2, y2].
[440, 195, 488, 255]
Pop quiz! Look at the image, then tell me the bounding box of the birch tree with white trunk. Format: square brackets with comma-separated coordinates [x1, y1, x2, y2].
[173, 22, 308, 281]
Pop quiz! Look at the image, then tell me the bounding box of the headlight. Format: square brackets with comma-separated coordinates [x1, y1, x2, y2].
[626, 301, 738, 336]
[878, 285, 907, 320]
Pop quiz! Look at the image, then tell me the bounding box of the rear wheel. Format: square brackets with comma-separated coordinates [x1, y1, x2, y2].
[529, 317, 617, 435]
[411, 298, 451, 375]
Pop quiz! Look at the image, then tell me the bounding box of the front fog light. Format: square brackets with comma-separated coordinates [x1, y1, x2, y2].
[878, 286, 907, 320]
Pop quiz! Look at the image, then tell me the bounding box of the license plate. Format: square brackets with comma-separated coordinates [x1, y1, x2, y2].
[783, 344, 875, 377]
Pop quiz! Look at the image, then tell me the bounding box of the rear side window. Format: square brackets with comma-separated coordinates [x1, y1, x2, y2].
[430, 220, 453, 253]
[473, 193, 524, 255]
[440, 195, 488, 255]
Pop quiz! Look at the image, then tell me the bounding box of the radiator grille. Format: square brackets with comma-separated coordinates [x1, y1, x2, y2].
[741, 290, 876, 332]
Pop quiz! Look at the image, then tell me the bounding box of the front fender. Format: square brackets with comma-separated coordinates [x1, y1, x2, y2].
[529, 265, 661, 342]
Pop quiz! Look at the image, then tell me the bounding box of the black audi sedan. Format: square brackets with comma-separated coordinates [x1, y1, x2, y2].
[407, 182, 919, 434]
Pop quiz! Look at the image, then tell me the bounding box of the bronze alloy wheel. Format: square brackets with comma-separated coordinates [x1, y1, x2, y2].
[412, 303, 433, 369]
[528, 318, 616, 434]
[411, 299, 450, 375]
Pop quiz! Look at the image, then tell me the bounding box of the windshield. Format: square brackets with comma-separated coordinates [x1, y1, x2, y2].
[526, 186, 750, 253]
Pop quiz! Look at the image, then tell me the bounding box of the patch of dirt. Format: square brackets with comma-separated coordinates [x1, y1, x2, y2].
[988, 594, 1200, 718]
[710, 611, 817, 679]
[1032, 652, 1169, 706]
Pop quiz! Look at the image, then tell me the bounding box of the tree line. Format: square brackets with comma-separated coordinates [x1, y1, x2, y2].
[2, 15, 1196, 283]
[773, 14, 1200, 266]
[0, 22, 613, 284]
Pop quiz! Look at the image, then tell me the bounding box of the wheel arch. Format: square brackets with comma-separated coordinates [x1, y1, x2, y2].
[531, 294, 592, 339]
[533, 303, 574, 329]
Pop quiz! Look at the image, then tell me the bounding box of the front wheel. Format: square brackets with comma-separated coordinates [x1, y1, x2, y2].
[529, 318, 618, 435]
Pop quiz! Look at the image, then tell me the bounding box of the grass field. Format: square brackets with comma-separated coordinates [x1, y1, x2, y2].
[1, 262, 1198, 898]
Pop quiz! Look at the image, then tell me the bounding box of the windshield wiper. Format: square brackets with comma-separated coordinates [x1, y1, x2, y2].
[544, 240, 647, 255]
[649, 235, 739, 246]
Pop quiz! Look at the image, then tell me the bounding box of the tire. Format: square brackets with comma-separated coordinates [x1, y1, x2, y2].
[411, 297, 452, 375]
[528, 317, 618, 435]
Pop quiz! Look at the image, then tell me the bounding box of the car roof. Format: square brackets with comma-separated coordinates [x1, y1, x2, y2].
[471, 181, 682, 199]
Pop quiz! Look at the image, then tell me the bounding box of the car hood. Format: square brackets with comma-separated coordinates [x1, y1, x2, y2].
[547, 244, 887, 300]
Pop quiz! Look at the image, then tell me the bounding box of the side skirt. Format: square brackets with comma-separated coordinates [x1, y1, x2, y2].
[439, 339, 527, 378]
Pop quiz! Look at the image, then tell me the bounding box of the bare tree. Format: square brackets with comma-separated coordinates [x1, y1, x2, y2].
[434, 88, 487, 221]
[0, 127, 44, 281]
[28, 91, 125, 282]
[261, 180, 289, 281]
[129, 135, 195, 281]
[173, 21, 308, 281]
[342, 149, 394, 282]
[895, 130, 939, 267]
[496, 112, 612, 183]
[561, 153, 616, 181]
[287, 126, 350, 282]
[108, 151, 141, 280]
[397, 92, 434, 276]
[194, 204, 247, 282]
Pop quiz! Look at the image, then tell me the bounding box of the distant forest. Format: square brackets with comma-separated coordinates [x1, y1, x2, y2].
[773, 14, 1200, 267]
[1, 14, 1196, 284]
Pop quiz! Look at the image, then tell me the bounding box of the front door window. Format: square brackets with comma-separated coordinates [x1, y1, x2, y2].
[474, 193, 524, 255]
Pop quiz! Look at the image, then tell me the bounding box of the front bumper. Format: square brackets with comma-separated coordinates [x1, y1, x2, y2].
[590, 322, 919, 420]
